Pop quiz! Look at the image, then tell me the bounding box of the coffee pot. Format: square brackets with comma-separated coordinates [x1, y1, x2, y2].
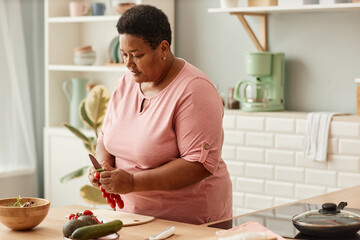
[234, 52, 285, 112]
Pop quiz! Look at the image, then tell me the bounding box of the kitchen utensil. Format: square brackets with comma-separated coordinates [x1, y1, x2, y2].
[149, 226, 176, 240]
[62, 78, 88, 128]
[292, 202, 360, 237]
[234, 52, 285, 112]
[92, 209, 155, 226]
[0, 197, 50, 230]
[89, 154, 102, 170]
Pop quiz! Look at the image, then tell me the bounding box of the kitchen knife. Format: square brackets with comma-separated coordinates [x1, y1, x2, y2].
[88, 154, 102, 170]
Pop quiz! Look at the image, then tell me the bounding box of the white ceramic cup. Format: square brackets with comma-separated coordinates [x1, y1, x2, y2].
[220, 0, 239, 8]
[69, 2, 89, 17]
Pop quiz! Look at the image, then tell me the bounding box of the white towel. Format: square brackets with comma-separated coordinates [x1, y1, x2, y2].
[304, 112, 347, 162]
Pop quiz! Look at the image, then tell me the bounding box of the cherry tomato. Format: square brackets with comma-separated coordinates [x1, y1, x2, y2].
[110, 200, 116, 209]
[83, 210, 93, 216]
[100, 185, 105, 193]
[92, 217, 101, 224]
[68, 213, 75, 220]
[94, 171, 100, 180]
[106, 196, 112, 204]
[116, 198, 124, 209]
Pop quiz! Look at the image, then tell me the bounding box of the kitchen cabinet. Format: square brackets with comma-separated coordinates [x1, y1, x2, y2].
[44, 0, 174, 207]
[208, 3, 360, 51]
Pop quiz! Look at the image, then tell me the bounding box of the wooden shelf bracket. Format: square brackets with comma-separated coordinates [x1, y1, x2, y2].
[230, 12, 268, 52]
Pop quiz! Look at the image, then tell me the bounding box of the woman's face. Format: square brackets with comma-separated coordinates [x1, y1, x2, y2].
[120, 34, 165, 84]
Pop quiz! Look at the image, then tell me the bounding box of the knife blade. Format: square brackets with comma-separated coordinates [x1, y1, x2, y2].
[88, 154, 102, 170]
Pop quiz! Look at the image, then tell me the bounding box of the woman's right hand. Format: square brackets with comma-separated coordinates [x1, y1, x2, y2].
[88, 166, 101, 188]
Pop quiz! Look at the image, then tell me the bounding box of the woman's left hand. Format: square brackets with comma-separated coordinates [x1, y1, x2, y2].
[99, 162, 134, 194]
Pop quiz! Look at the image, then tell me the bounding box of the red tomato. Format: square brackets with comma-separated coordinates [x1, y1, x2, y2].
[83, 210, 93, 216]
[116, 198, 124, 209]
[68, 213, 75, 220]
[92, 217, 101, 224]
[110, 200, 116, 209]
[94, 172, 100, 180]
[102, 191, 108, 198]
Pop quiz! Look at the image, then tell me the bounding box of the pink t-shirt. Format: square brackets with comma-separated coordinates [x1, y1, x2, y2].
[98, 61, 232, 224]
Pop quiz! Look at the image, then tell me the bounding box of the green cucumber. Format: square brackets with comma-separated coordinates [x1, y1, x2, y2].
[70, 220, 123, 240]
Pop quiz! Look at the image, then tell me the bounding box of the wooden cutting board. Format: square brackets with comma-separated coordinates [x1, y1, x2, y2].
[92, 209, 155, 226]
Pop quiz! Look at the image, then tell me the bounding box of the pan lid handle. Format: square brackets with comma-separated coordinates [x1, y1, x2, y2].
[319, 202, 347, 214]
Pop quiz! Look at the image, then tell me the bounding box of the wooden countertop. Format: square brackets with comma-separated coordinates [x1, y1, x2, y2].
[1, 185, 359, 240]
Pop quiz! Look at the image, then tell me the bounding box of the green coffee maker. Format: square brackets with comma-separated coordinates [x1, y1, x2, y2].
[234, 52, 285, 112]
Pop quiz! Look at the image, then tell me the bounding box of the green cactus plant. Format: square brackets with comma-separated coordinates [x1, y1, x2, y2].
[60, 85, 110, 205]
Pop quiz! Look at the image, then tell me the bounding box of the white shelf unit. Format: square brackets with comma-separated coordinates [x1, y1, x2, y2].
[208, 3, 360, 51]
[208, 2, 360, 14]
[44, 0, 174, 207]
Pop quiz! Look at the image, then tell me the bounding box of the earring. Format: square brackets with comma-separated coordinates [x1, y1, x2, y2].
[162, 57, 166, 60]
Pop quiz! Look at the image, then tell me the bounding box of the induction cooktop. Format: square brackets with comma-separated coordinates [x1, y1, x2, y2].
[208, 203, 360, 239]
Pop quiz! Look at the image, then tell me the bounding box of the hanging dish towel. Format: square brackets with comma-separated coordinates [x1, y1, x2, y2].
[305, 112, 348, 162]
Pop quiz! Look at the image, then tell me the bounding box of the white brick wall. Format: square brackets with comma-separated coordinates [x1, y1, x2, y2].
[223, 111, 360, 213]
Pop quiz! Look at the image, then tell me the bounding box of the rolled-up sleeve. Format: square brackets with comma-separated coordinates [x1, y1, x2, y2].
[175, 78, 224, 174]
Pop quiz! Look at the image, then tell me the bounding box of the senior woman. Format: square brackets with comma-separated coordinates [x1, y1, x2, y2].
[88, 4, 232, 225]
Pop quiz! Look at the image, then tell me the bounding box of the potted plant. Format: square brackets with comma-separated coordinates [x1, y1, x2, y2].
[60, 85, 110, 205]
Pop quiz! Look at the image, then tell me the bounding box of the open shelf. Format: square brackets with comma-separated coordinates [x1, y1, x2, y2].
[208, 3, 360, 14]
[48, 64, 127, 72]
[208, 3, 360, 52]
[49, 15, 120, 23]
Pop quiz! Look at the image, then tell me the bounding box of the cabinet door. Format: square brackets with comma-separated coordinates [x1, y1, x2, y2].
[44, 130, 96, 208]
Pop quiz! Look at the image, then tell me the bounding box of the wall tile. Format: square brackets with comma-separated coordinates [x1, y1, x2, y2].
[226, 161, 245, 177]
[246, 132, 274, 148]
[296, 119, 306, 134]
[223, 115, 236, 130]
[295, 184, 326, 199]
[274, 197, 298, 207]
[223, 112, 360, 213]
[295, 152, 327, 169]
[275, 134, 304, 150]
[328, 138, 338, 154]
[236, 116, 265, 131]
[266, 118, 295, 133]
[327, 155, 360, 172]
[245, 163, 274, 179]
[275, 166, 304, 183]
[236, 177, 264, 194]
[339, 139, 360, 156]
[305, 169, 337, 187]
[230, 176, 236, 192]
[236, 147, 264, 163]
[265, 180, 295, 198]
[338, 172, 360, 188]
[233, 192, 244, 208]
[224, 130, 245, 145]
[330, 121, 360, 137]
[245, 193, 274, 210]
[222, 145, 236, 161]
[326, 187, 341, 193]
[266, 149, 295, 166]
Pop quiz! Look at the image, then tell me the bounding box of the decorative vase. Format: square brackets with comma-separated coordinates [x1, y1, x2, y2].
[62, 78, 88, 128]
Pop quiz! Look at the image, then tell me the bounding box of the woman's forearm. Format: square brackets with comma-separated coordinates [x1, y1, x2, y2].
[132, 158, 211, 192]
